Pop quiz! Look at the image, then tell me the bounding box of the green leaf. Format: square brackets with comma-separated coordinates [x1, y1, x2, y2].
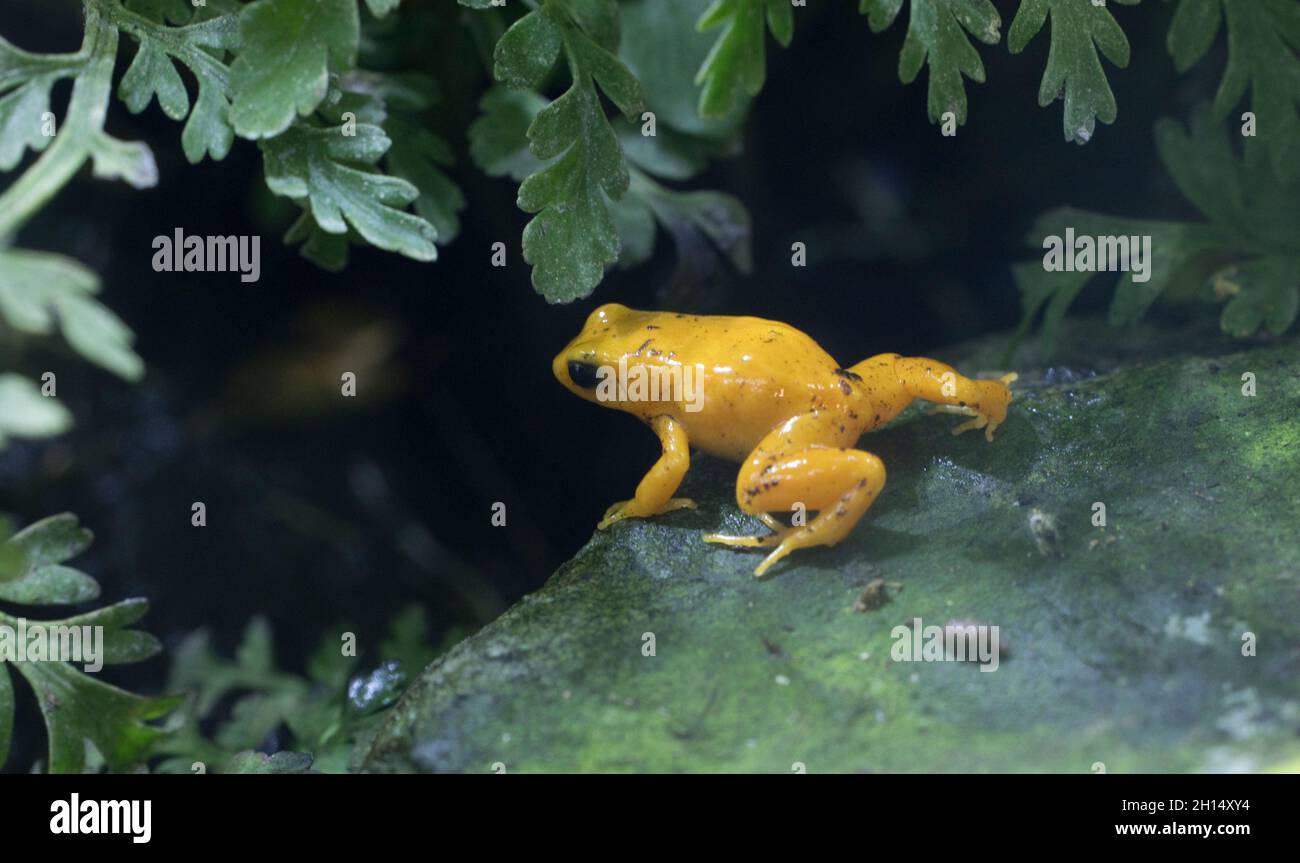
[1015, 104, 1300, 346]
[694, 0, 793, 119]
[469, 86, 549, 181]
[167, 620, 305, 718]
[0, 375, 72, 448]
[0, 564, 100, 607]
[216, 690, 301, 749]
[609, 187, 658, 268]
[319, 72, 466, 253]
[861, 0, 1002, 126]
[0, 74, 59, 171]
[156, 610, 422, 774]
[1014, 208, 1227, 341]
[261, 122, 437, 261]
[384, 117, 465, 245]
[115, 14, 240, 163]
[0, 513, 99, 606]
[59, 599, 165, 664]
[622, 0, 749, 139]
[497, 2, 646, 300]
[518, 134, 622, 301]
[225, 749, 314, 773]
[4, 513, 93, 571]
[126, 0, 197, 26]
[1008, 0, 1138, 144]
[493, 5, 564, 89]
[0, 515, 177, 773]
[284, 209, 354, 271]
[119, 38, 189, 121]
[1167, 0, 1300, 181]
[1216, 257, 1300, 338]
[0, 248, 145, 381]
[87, 130, 159, 188]
[11, 660, 179, 773]
[613, 165, 752, 278]
[0, 35, 83, 170]
[229, 0, 360, 139]
[618, 125, 717, 181]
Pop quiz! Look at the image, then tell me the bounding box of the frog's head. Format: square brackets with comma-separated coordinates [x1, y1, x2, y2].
[553, 303, 645, 406]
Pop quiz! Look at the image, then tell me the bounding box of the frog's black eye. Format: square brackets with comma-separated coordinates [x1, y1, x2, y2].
[567, 360, 602, 389]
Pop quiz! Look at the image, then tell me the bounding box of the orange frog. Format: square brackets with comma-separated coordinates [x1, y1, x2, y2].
[554, 304, 1016, 577]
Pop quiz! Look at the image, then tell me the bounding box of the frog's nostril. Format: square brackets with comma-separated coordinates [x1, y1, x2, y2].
[567, 360, 602, 389]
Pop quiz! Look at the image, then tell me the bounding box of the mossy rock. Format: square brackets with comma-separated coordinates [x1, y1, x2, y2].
[359, 319, 1300, 773]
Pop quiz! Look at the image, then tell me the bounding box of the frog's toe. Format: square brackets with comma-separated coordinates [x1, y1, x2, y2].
[658, 497, 698, 516]
[598, 500, 634, 529]
[703, 531, 784, 549]
[598, 497, 696, 529]
[950, 414, 989, 438]
[753, 542, 797, 577]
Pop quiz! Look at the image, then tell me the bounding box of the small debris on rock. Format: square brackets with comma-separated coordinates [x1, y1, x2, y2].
[853, 577, 902, 612]
[1028, 508, 1062, 558]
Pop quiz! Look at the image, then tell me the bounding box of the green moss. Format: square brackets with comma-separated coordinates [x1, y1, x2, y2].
[360, 320, 1300, 773]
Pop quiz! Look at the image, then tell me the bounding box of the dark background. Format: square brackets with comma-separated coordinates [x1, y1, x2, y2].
[0, 0, 1214, 767]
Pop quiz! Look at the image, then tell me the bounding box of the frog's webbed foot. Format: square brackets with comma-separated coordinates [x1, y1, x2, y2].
[924, 372, 1017, 442]
[598, 497, 696, 529]
[927, 404, 993, 439]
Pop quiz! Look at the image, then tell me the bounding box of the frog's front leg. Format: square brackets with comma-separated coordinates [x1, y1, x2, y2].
[851, 354, 1017, 441]
[598, 414, 697, 529]
[704, 414, 886, 577]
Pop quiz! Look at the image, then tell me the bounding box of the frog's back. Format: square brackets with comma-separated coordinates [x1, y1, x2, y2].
[636, 311, 850, 461]
[639, 311, 837, 383]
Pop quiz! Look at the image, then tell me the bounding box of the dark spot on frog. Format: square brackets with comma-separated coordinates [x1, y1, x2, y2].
[646, 324, 660, 330]
[840, 380, 853, 396]
[634, 338, 653, 356]
[567, 360, 602, 389]
[834, 368, 863, 382]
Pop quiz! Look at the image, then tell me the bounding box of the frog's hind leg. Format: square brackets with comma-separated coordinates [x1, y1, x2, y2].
[704, 414, 885, 577]
[849, 353, 1017, 441]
